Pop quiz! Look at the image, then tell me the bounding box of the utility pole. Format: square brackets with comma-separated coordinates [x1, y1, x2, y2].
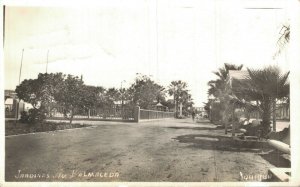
[15, 49, 24, 122]
[46, 49, 49, 73]
[121, 81, 126, 104]
[18, 49, 24, 84]
[173, 86, 177, 118]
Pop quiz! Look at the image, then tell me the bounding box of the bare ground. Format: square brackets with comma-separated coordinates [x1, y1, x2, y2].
[5, 118, 288, 182]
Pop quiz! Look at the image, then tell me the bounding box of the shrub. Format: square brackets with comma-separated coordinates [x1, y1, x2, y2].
[27, 108, 46, 124]
[19, 111, 30, 123]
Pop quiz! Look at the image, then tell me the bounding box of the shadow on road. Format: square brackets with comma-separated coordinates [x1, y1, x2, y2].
[167, 126, 217, 131]
[178, 120, 211, 125]
[173, 134, 272, 153]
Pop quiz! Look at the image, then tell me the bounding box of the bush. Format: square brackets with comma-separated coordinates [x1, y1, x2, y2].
[176, 115, 185, 119]
[27, 108, 46, 124]
[19, 111, 30, 123]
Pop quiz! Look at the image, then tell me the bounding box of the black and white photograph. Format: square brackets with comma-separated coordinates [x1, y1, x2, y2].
[1, 0, 300, 186]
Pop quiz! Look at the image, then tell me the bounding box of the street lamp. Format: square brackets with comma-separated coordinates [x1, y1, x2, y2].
[121, 80, 126, 89]
[120, 80, 126, 105]
[120, 80, 126, 118]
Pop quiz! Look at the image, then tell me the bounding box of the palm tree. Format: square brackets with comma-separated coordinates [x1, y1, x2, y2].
[168, 80, 188, 117]
[234, 66, 289, 136]
[208, 63, 243, 98]
[274, 24, 290, 59]
[207, 63, 243, 134]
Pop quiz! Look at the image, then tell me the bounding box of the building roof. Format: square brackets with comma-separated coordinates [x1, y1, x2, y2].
[5, 90, 18, 99]
[5, 98, 14, 105]
[228, 70, 249, 80]
[155, 102, 164, 107]
[5, 90, 16, 96]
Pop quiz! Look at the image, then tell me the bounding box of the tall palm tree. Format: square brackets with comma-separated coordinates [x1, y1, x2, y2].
[208, 63, 243, 97]
[207, 63, 243, 134]
[234, 66, 289, 135]
[168, 80, 188, 117]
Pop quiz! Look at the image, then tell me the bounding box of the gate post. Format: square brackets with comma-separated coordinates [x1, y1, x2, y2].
[134, 106, 140, 122]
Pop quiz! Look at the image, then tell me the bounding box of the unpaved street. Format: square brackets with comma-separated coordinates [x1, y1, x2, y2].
[6, 118, 276, 182]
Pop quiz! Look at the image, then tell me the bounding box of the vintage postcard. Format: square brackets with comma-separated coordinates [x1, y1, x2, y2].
[1, 0, 300, 186]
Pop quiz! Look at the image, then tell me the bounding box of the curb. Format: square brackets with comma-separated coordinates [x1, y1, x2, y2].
[5, 125, 96, 138]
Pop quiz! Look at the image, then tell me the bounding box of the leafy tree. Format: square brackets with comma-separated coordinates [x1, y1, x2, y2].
[16, 73, 65, 108]
[161, 99, 174, 111]
[55, 75, 85, 124]
[16, 78, 40, 109]
[82, 85, 106, 109]
[128, 74, 166, 109]
[119, 87, 131, 106]
[40, 73, 65, 115]
[16, 73, 65, 122]
[15, 73, 63, 126]
[105, 88, 121, 107]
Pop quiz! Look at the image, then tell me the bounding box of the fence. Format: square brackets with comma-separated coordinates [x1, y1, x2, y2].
[276, 104, 290, 120]
[249, 104, 290, 120]
[139, 109, 174, 120]
[49, 106, 135, 121]
[48, 106, 174, 122]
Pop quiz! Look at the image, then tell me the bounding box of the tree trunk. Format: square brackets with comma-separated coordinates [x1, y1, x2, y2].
[69, 109, 74, 124]
[222, 102, 230, 135]
[232, 122, 235, 137]
[272, 99, 277, 132]
[223, 110, 228, 134]
[231, 107, 236, 137]
[40, 121, 44, 130]
[174, 95, 177, 118]
[262, 99, 271, 136]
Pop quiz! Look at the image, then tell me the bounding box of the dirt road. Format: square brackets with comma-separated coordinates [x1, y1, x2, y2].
[6, 118, 277, 182]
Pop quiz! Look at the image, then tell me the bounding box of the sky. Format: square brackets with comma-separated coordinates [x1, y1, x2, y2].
[3, 0, 290, 106]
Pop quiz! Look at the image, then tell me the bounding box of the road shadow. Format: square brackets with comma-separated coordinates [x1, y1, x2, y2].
[178, 120, 211, 125]
[167, 126, 217, 131]
[173, 134, 272, 153]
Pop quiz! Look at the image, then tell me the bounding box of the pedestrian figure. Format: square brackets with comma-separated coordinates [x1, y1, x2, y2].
[192, 111, 196, 121]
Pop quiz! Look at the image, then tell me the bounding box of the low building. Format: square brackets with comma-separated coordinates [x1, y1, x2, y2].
[194, 107, 208, 117]
[4, 90, 31, 119]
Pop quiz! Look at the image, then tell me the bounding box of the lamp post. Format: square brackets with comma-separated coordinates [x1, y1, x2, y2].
[120, 80, 126, 118]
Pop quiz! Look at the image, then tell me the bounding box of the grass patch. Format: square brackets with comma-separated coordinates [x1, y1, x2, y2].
[5, 120, 91, 136]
